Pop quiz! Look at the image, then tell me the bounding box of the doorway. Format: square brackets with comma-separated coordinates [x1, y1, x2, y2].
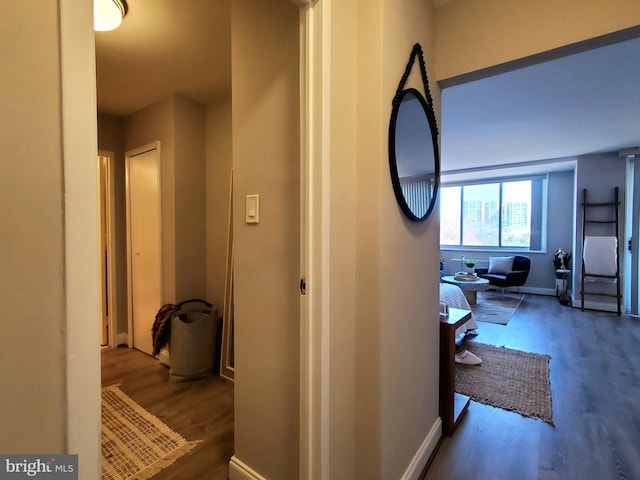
[94, 3, 303, 478]
[125, 143, 163, 356]
[98, 151, 117, 348]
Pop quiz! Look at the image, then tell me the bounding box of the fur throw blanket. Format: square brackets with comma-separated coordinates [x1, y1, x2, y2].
[151, 303, 178, 357]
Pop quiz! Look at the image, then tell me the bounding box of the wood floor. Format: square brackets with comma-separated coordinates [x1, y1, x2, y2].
[101, 346, 234, 479]
[102, 295, 640, 480]
[423, 293, 640, 480]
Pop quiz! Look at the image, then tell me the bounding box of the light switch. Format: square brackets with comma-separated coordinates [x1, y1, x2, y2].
[245, 194, 260, 224]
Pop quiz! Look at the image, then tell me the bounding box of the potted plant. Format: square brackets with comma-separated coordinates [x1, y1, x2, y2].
[463, 259, 477, 273]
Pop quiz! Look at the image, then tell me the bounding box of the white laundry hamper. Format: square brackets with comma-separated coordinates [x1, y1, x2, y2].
[168, 299, 218, 381]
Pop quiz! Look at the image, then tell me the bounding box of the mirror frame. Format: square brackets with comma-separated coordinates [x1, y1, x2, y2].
[388, 43, 440, 222]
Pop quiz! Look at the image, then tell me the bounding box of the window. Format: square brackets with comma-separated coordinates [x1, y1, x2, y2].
[440, 186, 461, 245]
[463, 183, 499, 246]
[440, 177, 545, 250]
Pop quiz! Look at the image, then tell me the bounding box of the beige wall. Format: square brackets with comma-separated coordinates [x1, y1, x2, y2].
[231, 0, 301, 478]
[0, 0, 66, 453]
[174, 97, 207, 301]
[206, 97, 233, 315]
[125, 97, 177, 303]
[123, 95, 207, 304]
[99, 96, 208, 333]
[329, 1, 359, 478]
[288, 0, 442, 478]
[365, 0, 440, 478]
[436, 0, 640, 80]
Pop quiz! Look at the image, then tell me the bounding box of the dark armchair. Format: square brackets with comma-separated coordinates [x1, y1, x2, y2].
[475, 255, 531, 298]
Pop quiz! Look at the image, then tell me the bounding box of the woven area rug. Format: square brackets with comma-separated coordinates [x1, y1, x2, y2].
[102, 385, 201, 480]
[471, 292, 523, 325]
[455, 342, 553, 425]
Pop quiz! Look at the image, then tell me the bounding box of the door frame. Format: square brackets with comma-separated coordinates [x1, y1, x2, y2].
[625, 154, 640, 315]
[98, 150, 118, 348]
[297, 0, 330, 478]
[60, 0, 102, 473]
[633, 157, 640, 315]
[124, 141, 163, 348]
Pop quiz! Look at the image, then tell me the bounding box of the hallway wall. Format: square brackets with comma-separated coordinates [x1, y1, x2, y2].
[230, 0, 301, 478]
[0, 0, 66, 453]
[205, 97, 233, 315]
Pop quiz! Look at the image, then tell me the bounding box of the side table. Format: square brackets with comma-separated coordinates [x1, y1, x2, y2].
[555, 269, 571, 305]
[440, 307, 472, 436]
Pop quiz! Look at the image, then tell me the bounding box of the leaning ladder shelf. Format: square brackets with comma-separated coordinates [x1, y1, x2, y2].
[580, 187, 622, 315]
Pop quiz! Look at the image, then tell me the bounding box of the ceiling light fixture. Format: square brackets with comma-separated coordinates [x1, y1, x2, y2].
[94, 0, 128, 32]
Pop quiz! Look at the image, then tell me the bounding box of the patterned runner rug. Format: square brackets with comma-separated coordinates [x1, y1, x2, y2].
[102, 384, 201, 480]
[455, 342, 553, 425]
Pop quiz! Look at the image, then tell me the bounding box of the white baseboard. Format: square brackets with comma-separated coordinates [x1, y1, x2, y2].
[401, 417, 442, 480]
[229, 456, 267, 480]
[116, 333, 128, 346]
[483, 286, 555, 296]
[228, 418, 441, 480]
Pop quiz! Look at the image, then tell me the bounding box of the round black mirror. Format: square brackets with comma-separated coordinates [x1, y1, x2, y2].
[389, 44, 440, 222]
[389, 87, 440, 221]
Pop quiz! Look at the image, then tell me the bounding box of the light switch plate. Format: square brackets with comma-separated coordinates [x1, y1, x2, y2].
[245, 194, 259, 224]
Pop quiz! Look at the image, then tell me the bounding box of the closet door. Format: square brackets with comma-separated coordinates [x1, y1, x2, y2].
[126, 144, 162, 356]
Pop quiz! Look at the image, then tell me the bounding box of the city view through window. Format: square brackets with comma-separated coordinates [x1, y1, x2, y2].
[441, 180, 532, 248]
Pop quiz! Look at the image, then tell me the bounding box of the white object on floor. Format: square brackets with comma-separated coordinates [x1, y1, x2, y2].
[455, 349, 482, 365]
[465, 329, 479, 337]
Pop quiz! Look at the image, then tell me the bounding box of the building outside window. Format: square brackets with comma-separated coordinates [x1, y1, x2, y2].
[440, 177, 545, 251]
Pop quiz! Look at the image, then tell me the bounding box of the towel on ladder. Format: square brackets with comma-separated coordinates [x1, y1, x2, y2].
[583, 236, 617, 281]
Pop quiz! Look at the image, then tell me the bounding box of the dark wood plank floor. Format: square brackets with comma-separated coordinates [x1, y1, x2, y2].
[103, 295, 640, 480]
[423, 293, 640, 480]
[101, 346, 234, 479]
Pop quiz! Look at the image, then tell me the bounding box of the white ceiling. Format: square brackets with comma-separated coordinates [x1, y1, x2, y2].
[94, 3, 640, 175]
[95, 0, 230, 117]
[440, 36, 640, 173]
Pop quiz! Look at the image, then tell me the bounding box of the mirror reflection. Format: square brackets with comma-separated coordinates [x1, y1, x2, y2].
[389, 88, 439, 221]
